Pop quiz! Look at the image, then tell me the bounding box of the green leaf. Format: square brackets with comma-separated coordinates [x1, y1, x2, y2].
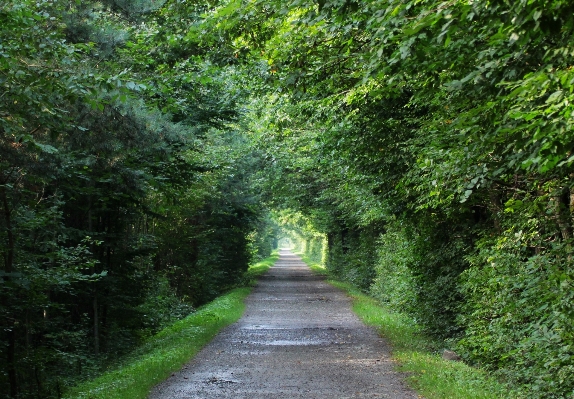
[35, 143, 58, 154]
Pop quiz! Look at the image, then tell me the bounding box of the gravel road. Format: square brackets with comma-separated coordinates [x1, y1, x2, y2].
[148, 249, 421, 399]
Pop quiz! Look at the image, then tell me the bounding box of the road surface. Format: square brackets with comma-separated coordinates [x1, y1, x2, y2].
[149, 250, 420, 399]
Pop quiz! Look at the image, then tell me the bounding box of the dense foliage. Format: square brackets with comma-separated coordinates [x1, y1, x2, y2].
[3, 0, 574, 398]
[200, 0, 574, 397]
[0, 1, 275, 398]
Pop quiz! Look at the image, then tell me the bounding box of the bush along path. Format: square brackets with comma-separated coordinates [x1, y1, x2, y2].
[64, 253, 279, 399]
[149, 249, 418, 399]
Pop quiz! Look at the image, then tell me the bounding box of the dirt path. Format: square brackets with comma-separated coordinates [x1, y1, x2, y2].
[148, 250, 421, 399]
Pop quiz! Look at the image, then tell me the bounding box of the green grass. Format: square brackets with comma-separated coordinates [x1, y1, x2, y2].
[296, 252, 326, 275]
[242, 251, 280, 285]
[65, 252, 278, 399]
[296, 253, 517, 399]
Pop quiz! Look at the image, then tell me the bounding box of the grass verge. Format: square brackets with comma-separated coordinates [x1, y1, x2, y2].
[242, 251, 280, 285]
[295, 252, 517, 399]
[65, 252, 278, 399]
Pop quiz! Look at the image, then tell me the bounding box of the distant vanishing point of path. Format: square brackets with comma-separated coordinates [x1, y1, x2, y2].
[149, 250, 421, 399]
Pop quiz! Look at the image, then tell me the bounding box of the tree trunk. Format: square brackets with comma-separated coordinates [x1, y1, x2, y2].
[1, 187, 14, 275]
[553, 189, 572, 241]
[488, 188, 502, 232]
[88, 193, 100, 356]
[93, 292, 99, 356]
[1, 187, 18, 398]
[8, 329, 17, 398]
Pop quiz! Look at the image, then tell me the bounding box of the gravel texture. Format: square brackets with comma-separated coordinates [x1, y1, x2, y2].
[148, 250, 421, 399]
